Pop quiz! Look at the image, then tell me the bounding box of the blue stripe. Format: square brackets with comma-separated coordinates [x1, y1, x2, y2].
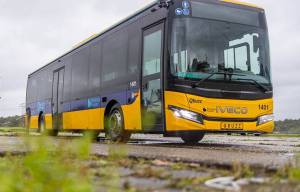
[28, 89, 139, 115]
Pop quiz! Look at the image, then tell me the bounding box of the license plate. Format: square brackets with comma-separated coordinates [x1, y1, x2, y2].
[220, 122, 244, 130]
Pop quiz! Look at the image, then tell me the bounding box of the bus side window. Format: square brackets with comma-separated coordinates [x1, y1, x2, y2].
[71, 47, 90, 100]
[128, 21, 140, 75]
[89, 41, 102, 95]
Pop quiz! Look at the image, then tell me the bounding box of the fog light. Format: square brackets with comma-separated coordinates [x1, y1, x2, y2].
[257, 114, 274, 125]
[169, 106, 203, 124]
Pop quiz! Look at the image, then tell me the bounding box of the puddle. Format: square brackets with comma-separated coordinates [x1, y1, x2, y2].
[171, 170, 209, 179]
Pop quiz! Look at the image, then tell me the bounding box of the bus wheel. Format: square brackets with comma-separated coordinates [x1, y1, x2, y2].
[47, 130, 59, 137]
[180, 133, 205, 144]
[26, 115, 30, 135]
[105, 104, 131, 143]
[38, 114, 45, 134]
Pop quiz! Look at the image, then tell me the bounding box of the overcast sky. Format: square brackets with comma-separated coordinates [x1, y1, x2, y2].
[0, 0, 299, 120]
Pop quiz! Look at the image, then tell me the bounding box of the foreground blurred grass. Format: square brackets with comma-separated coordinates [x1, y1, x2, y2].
[0, 127, 25, 133]
[0, 134, 95, 192]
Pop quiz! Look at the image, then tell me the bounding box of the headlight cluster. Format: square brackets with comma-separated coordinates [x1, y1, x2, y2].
[257, 114, 274, 125]
[169, 106, 203, 124]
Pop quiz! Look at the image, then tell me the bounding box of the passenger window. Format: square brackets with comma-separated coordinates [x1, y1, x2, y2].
[143, 30, 162, 76]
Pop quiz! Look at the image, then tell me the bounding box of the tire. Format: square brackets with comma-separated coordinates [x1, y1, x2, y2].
[26, 115, 31, 135]
[105, 104, 131, 143]
[47, 130, 59, 137]
[38, 114, 46, 134]
[180, 133, 205, 144]
[38, 114, 59, 136]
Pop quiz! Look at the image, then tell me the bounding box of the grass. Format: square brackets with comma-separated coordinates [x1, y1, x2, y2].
[0, 133, 139, 192]
[0, 133, 122, 192]
[0, 127, 25, 133]
[232, 161, 254, 179]
[265, 134, 300, 138]
[275, 154, 300, 182]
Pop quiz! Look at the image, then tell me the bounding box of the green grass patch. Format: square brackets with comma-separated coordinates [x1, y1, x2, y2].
[0, 134, 96, 192]
[0, 133, 132, 191]
[0, 127, 25, 133]
[264, 134, 300, 138]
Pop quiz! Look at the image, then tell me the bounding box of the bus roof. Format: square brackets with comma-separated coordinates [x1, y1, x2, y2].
[29, 0, 157, 77]
[220, 0, 263, 9]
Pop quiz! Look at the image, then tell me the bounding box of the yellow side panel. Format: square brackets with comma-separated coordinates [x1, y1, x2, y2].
[88, 108, 104, 130]
[220, 0, 263, 9]
[45, 114, 53, 129]
[30, 116, 39, 129]
[63, 109, 104, 130]
[63, 112, 73, 129]
[164, 91, 190, 109]
[122, 92, 142, 131]
[71, 110, 89, 130]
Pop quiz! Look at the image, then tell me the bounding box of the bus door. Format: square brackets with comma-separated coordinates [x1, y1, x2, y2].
[141, 22, 164, 132]
[52, 68, 65, 130]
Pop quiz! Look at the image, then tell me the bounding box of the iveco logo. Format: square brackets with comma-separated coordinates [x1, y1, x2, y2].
[216, 106, 248, 114]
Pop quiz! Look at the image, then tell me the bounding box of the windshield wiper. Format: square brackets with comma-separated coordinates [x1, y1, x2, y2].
[235, 78, 271, 93]
[191, 71, 245, 88]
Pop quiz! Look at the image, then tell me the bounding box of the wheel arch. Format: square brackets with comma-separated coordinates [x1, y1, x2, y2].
[104, 100, 120, 120]
[38, 111, 45, 127]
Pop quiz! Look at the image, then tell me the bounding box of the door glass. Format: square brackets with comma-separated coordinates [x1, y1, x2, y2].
[142, 79, 162, 128]
[143, 30, 162, 76]
[52, 72, 59, 115]
[58, 69, 64, 113]
[142, 25, 163, 131]
[52, 68, 64, 130]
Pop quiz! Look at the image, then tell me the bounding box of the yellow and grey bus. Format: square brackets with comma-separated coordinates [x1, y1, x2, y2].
[26, 0, 274, 143]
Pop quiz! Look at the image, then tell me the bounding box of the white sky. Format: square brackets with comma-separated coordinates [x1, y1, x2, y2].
[0, 0, 299, 120]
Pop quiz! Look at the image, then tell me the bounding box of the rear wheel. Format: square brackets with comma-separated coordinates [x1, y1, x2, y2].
[180, 133, 205, 144]
[38, 114, 59, 136]
[26, 115, 31, 135]
[105, 104, 131, 143]
[38, 114, 45, 134]
[47, 130, 59, 137]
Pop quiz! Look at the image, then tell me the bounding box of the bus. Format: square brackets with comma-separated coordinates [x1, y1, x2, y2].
[26, 0, 274, 143]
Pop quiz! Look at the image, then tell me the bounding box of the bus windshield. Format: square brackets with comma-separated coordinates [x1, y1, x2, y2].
[170, 5, 271, 86]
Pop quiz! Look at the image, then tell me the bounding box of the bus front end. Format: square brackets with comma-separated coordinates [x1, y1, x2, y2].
[165, 0, 274, 135]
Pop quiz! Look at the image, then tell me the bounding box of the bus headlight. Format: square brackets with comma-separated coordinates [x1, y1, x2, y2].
[169, 106, 203, 124]
[257, 114, 274, 125]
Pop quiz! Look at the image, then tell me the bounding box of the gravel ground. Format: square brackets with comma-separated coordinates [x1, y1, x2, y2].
[0, 134, 299, 191]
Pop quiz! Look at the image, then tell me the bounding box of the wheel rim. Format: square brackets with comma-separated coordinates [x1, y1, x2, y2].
[39, 117, 45, 133]
[108, 110, 122, 139]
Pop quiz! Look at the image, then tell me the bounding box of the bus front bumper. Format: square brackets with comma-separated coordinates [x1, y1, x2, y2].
[165, 109, 275, 134]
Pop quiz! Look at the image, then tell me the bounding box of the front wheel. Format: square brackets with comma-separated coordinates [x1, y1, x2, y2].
[105, 104, 131, 143]
[180, 133, 205, 144]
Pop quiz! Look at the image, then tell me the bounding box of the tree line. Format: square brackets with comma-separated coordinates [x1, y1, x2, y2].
[0, 115, 299, 134]
[275, 119, 300, 134]
[0, 116, 24, 127]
